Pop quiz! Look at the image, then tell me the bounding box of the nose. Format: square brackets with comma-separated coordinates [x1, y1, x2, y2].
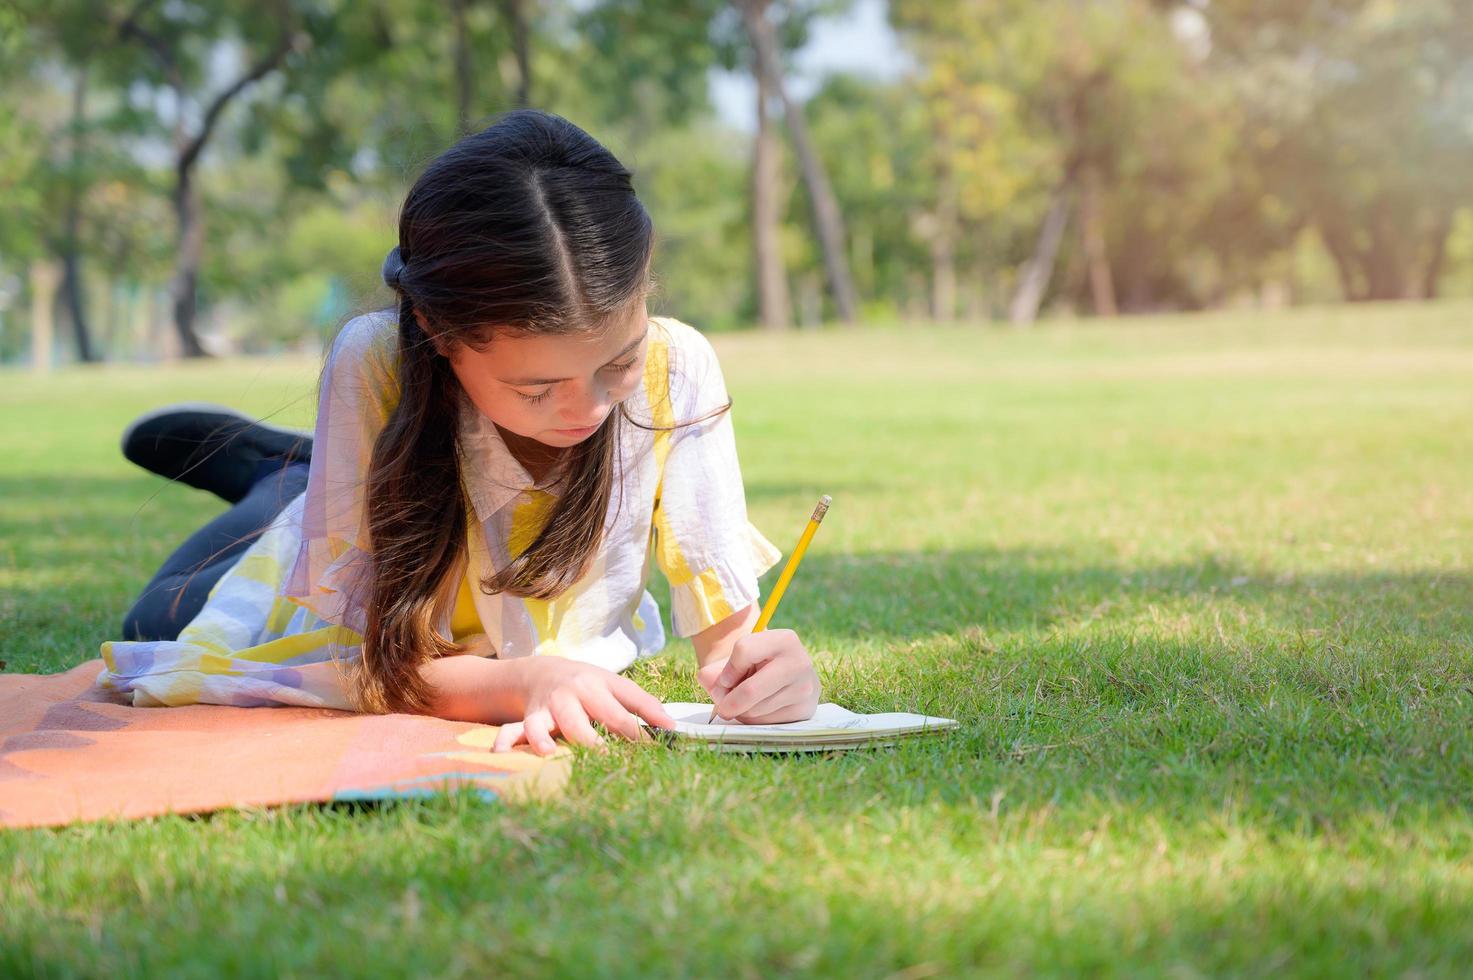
[560, 388, 610, 429]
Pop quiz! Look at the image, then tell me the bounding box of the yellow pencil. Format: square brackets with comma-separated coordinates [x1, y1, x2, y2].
[708, 494, 831, 724]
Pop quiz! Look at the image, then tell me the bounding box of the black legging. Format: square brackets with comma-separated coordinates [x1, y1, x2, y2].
[122, 459, 312, 641]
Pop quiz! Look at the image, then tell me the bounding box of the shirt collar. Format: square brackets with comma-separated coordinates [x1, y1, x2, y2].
[457, 394, 536, 522]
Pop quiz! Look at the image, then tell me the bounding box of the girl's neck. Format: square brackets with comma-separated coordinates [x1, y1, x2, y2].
[494, 423, 565, 486]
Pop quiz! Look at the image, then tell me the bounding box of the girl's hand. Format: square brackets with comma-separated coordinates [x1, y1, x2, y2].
[492, 656, 676, 756]
[698, 629, 821, 724]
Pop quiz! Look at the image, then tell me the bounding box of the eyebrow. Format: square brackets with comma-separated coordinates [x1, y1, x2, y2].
[499, 333, 646, 387]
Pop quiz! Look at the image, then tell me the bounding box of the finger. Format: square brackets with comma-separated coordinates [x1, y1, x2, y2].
[550, 690, 606, 750]
[737, 685, 809, 725]
[583, 687, 646, 743]
[522, 708, 559, 757]
[716, 660, 795, 720]
[705, 667, 741, 705]
[492, 720, 525, 753]
[716, 631, 789, 690]
[697, 658, 728, 696]
[608, 676, 677, 729]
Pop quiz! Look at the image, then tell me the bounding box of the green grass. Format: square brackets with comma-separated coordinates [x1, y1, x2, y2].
[3, 302, 1473, 976]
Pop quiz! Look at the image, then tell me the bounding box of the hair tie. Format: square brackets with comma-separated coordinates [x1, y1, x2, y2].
[381, 245, 406, 291]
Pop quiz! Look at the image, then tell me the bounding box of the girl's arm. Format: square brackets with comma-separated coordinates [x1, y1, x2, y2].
[649, 321, 819, 723]
[690, 602, 759, 669]
[418, 653, 677, 755]
[418, 654, 525, 723]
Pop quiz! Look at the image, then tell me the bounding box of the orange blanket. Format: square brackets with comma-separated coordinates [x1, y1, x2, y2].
[0, 660, 568, 829]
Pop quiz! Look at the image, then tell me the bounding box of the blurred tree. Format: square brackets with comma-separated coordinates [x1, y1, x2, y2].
[896, 0, 1290, 321]
[1198, 0, 1473, 301]
[749, 21, 792, 329]
[735, 0, 860, 324]
[109, 0, 303, 356]
[10, 0, 1470, 357]
[496, 0, 533, 110]
[627, 123, 755, 331]
[9, 10, 104, 361]
[799, 75, 933, 321]
[0, 13, 57, 363]
[448, 0, 533, 132]
[892, 0, 1048, 322]
[580, 0, 862, 327]
[892, 0, 1090, 324]
[5, 3, 171, 362]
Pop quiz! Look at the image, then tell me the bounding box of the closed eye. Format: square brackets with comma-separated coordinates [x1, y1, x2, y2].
[605, 358, 638, 373]
[515, 388, 553, 405]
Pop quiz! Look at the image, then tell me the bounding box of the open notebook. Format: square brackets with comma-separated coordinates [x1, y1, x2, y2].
[647, 702, 959, 753]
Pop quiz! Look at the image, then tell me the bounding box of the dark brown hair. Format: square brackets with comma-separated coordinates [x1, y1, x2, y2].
[357, 110, 655, 714]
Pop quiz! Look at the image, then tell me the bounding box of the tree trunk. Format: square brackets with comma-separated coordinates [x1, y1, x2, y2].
[737, 0, 859, 324]
[1421, 213, 1454, 300]
[851, 222, 874, 299]
[751, 59, 791, 329]
[1363, 198, 1410, 300]
[1316, 217, 1364, 302]
[170, 167, 208, 358]
[1361, 201, 1408, 297]
[1077, 163, 1117, 317]
[113, 17, 291, 355]
[962, 262, 987, 324]
[903, 271, 927, 323]
[928, 162, 958, 323]
[165, 33, 293, 357]
[1009, 185, 1072, 326]
[30, 261, 61, 373]
[59, 256, 96, 362]
[60, 67, 98, 362]
[451, 0, 475, 132]
[129, 282, 152, 357]
[497, 0, 531, 108]
[797, 272, 823, 328]
[97, 276, 117, 357]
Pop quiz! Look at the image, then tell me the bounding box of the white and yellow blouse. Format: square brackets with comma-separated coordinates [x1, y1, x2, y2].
[97, 313, 780, 710]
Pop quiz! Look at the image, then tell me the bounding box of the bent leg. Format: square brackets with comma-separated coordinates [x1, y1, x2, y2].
[122, 460, 311, 641]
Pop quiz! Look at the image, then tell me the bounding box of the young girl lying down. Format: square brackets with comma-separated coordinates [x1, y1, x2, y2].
[99, 109, 821, 755]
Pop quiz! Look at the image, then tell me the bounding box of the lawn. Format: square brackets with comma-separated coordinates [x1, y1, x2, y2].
[3, 302, 1472, 976]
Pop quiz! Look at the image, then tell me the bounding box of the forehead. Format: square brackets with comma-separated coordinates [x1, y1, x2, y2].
[469, 305, 649, 377]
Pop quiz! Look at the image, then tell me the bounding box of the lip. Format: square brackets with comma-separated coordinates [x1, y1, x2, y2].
[553, 424, 600, 438]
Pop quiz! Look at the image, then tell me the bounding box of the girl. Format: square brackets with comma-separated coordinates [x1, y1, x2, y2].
[98, 109, 821, 755]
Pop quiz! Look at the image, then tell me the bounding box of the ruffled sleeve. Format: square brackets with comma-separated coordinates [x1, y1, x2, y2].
[281, 311, 402, 635]
[649, 319, 782, 636]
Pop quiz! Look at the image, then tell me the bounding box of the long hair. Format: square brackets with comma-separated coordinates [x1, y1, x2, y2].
[356, 110, 656, 714]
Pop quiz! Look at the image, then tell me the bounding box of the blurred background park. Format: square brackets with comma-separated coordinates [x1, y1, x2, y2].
[3, 0, 1470, 364]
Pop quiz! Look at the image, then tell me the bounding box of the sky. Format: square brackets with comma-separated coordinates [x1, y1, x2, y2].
[708, 0, 914, 133]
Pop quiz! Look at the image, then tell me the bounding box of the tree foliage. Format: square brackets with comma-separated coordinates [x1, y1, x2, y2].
[2, 0, 1468, 361]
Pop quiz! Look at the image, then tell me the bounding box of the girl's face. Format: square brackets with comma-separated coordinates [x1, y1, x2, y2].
[445, 301, 650, 449]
